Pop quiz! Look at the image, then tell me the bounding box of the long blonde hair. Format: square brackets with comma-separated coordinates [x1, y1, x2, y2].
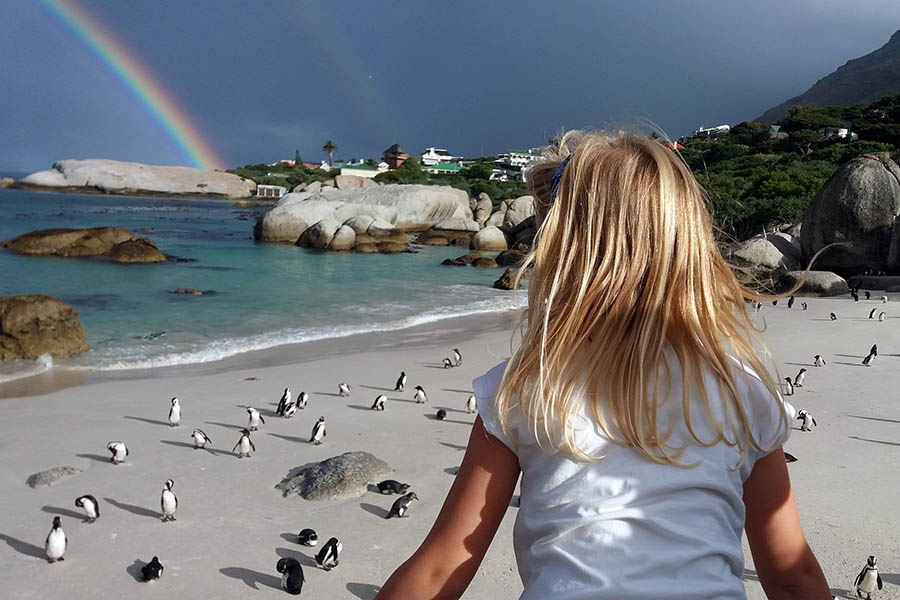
[495, 131, 786, 465]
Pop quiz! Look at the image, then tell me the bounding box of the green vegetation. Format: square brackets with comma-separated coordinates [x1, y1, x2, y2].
[373, 156, 525, 202]
[322, 140, 337, 167]
[227, 162, 339, 190]
[681, 93, 900, 238]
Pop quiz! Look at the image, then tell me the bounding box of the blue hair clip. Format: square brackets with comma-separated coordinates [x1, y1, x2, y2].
[549, 155, 571, 201]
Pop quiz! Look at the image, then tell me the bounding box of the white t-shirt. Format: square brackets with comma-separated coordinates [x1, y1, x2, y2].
[473, 356, 793, 600]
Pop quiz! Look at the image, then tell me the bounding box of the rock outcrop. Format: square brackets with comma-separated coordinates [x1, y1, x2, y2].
[502, 196, 535, 229]
[730, 236, 799, 271]
[19, 159, 255, 198]
[2, 227, 166, 263]
[494, 268, 528, 290]
[26, 466, 83, 488]
[778, 271, 850, 297]
[275, 451, 392, 502]
[0, 295, 89, 361]
[471, 226, 508, 251]
[473, 192, 493, 225]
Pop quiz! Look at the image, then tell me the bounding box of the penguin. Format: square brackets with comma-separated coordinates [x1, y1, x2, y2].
[191, 428, 212, 449]
[277, 388, 291, 416]
[754, 302, 762, 313]
[282, 402, 298, 418]
[394, 371, 407, 392]
[435, 409, 447, 420]
[168, 397, 181, 427]
[413, 385, 427, 404]
[801, 301, 808, 311]
[869, 308, 877, 319]
[296, 391, 309, 409]
[377, 480, 410, 495]
[107, 441, 128, 464]
[854, 555, 883, 600]
[882, 295, 888, 303]
[247, 407, 265, 431]
[453, 348, 462, 367]
[442, 358, 453, 369]
[371, 394, 386, 411]
[74, 494, 100, 523]
[865, 291, 871, 300]
[830, 312, 837, 321]
[160, 479, 177, 522]
[879, 312, 886, 322]
[315, 536, 342, 571]
[852, 291, 859, 302]
[772, 300, 778, 306]
[338, 383, 351, 397]
[813, 355, 827, 367]
[465, 394, 477, 414]
[862, 351, 876, 367]
[784, 452, 798, 463]
[794, 368, 806, 387]
[387, 492, 419, 519]
[141, 556, 164, 581]
[276, 557, 305, 595]
[233, 428, 255, 458]
[870, 344, 878, 357]
[310, 417, 326, 445]
[297, 528, 318, 547]
[783, 377, 794, 396]
[44, 516, 66, 563]
[796, 410, 817, 432]
[787, 296, 794, 309]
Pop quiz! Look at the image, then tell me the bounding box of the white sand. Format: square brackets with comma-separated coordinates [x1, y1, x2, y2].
[0, 299, 898, 599]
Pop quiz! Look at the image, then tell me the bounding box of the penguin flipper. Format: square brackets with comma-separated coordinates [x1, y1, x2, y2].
[877, 574, 883, 590]
[812, 418, 817, 426]
[249, 439, 256, 452]
[855, 568, 865, 587]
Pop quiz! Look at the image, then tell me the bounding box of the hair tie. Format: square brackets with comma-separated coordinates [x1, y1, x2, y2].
[549, 155, 571, 202]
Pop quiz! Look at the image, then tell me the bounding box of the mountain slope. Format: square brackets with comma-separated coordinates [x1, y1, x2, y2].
[756, 30, 900, 123]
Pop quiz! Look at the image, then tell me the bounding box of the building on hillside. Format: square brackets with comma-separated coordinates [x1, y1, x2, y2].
[303, 162, 320, 169]
[256, 184, 287, 198]
[383, 144, 409, 169]
[496, 149, 541, 169]
[769, 125, 789, 140]
[490, 168, 525, 182]
[687, 124, 731, 141]
[320, 160, 345, 170]
[340, 163, 387, 179]
[424, 162, 463, 175]
[817, 126, 858, 141]
[271, 159, 296, 167]
[421, 147, 460, 166]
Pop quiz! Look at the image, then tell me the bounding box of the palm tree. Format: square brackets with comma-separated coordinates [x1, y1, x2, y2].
[322, 140, 337, 167]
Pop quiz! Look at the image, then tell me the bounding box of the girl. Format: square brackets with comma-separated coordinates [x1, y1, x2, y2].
[376, 132, 830, 599]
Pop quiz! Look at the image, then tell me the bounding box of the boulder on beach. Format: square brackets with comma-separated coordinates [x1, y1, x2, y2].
[496, 248, 528, 267]
[471, 226, 508, 251]
[19, 158, 256, 198]
[2, 227, 166, 263]
[472, 256, 499, 268]
[778, 271, 850, 297]
[730, 236, 799, 271]
[26, 466, 83, 488]
[494, 267, 528, 290]
[0, 294, 89, 361]
[502, 196, 535, 229]
[275, 451, 392, 502]
[473, 192, 493, 225]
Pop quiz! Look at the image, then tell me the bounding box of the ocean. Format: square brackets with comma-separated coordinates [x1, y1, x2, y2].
[0, 189, 526, 383]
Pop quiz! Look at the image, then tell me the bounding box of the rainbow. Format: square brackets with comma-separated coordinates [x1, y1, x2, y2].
[40, 0, 226, 170]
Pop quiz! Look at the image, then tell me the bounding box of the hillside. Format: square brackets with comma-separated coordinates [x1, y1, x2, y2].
[756, 30, 900, 124]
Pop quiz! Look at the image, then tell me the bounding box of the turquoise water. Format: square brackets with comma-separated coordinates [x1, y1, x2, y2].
[0, 189, 525, 381]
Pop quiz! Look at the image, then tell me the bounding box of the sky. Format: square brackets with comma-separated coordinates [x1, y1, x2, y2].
[2, 0, 900, 174]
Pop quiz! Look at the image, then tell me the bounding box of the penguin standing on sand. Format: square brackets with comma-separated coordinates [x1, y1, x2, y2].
[44, 516, 66, 563]
[74, 494, 100, 523]
[879, 312, 886, 322]
[394, 371, 407, 392]
[387, 492, 419, 519]
[869, 308, 877, 319]
[276, 557, 305, 595]
[865, 291, 871, 300]
[191, 428, 212, 449]
[466, 394, 477, 414]
[814, 355, 827, 367]
[247, 407, 265, 431]
[315, 537, 342, 571]
[282, 402, 298, 418]
[233, 429, 255, 458]
[830, 313, 837, 321]
[413, 386, 427, 404]
[854, 555, 883, 599]
[754, 302, 762, 313]
[796, 410, 817, 432]
[297, 528, 318, 547]
[436, 409, 447, 420]
[801, 301, 808, 311]
[277, 388, 291, 416]
[882, 296, 888, 303]
[783, 377, 794, 396]
[371, 395, 386, 410]
[107, 441, 128, 464]
[794, 369, 807, 387]
[870, 344, 878, 357]
[338, 383, 351, 397]
[863, 351, 876, 367]
[141, 556, 164, 581]
[787, 296, 795, 309]
[296, 391, 309, 409]
[168, 397, 181, 427]
[160, 479, 177, 522]
[310, 417, 326, 445]
[377, 480, 410, 494]
[453, 348, 462, 367]
[442, 358, 453, 369]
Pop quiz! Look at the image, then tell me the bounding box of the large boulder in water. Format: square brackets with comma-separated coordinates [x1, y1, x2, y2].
[801, 154, 900, 273]
[19, 158, 255, 198]
[2, 227, 165, 263]
[275, 451, 392, 502]
[107, 238, 166, 263]
[0, 295, 89, 361]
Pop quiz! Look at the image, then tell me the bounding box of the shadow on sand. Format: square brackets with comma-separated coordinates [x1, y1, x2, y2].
[123, 415, 171, 427]
[219, 566, 281, 590]
[103, 497, 160, 520]
[41, 505, 85, 521]
[0, 532, 45, 559]
[159, 439, 229, 457]
[348, 582, 382, 599]
[76, 453, 111, 464]
[848, 436, 900, 447]
[127, 559, 146, 582]
[360, 502, 389, 519]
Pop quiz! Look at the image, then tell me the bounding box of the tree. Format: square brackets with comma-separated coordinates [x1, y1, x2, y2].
[294, 149, 302, 165]
[322, 140, 337, 167]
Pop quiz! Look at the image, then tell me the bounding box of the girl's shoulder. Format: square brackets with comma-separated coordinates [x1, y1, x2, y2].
[472, 361, 516, 452]
[727, 358, 795, 459]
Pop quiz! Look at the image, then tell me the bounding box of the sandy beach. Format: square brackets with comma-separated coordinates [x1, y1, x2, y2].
[0, 299, 898, 599]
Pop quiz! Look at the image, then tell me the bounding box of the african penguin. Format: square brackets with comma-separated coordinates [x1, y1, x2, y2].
[247, 407, 265, 431]
[74, 494, 100, 523]
[282, 402, 298, 418]
[377, 480, 410, 495]
[801, 301, 808, 311]
[296, 391, 309, 409]
[297, 528, 318, 547]
[160, 479, 177, 522]
[796, 410, 817, 432]
[371, 395, 386, 411]
[794, 368, 806, 387]
[277, 388, 291, 416]
[813, 355, 827, 367]
[338, 383, 351, 397]
[394, 371, 407, 392]
[772, 300, 778, 306]
[787, 296, 795, 309]
[453, 348, 462, 367]
[852, 291, 859, 302]
[413, 386, 427, 404]
[783, 377, 794, 396]
[107, 441, 128, 464]
[387, 492, 419, 519]
[784, 452, 798, 463]
[879, 312, 885, 322]
[869, 308, 877, 319]
[436, 409, 447, 420]
[310, 417, 326, 445]
[870, 344, 878, 357]
[882, 296, 888, 303]
[466, 394, 477, 414]
[442, 358, 453, 369]
[191, 428, 212, 449]
[754, 302, 762, 313]
[865, 291, 871, 300]
[830, 313, 837, 321]
[862, 351, 876, 367]
[233, 428, 255, 458]
[141, 556, 164, 581]
[44, 516, 66, 563]
[854, 555, 883, 599]
[276, 557, 305, 595]
[315, 537, 342, 571]
[168, 397, 181, 427]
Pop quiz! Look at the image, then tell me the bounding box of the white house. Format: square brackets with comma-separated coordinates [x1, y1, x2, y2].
[256, 184, 287, 198]
[496, 150, 540, 169]
[689, 125, 731, 141]
[817, 127, 858, 141]
[421, 147, 460, 166]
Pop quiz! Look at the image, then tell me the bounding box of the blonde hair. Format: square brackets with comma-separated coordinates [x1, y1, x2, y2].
[496, 131, 787, 465]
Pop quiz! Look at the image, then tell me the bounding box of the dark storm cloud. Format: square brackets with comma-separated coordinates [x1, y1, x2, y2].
[2, 0, 899, 172]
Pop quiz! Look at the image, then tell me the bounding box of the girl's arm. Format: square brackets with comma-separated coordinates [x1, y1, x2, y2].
[375, 416, 521, 600]
[743, 448, 831, 600]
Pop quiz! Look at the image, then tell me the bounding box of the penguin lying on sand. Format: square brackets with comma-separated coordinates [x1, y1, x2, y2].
[830, 313, 837, 321]
[276, 557, 304, 595]
[436, 409, 447, 420]
[387, 492, 419, 518]
[141, 556, 164, 581]
[377, 480, 410, 495]
[297, 528, 318, 547]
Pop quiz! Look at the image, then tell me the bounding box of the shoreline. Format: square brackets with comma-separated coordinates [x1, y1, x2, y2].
[3, 182, 269, 202]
